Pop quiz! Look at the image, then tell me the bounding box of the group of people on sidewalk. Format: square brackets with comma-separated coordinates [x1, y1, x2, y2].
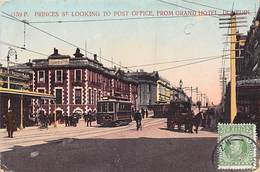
[83, 110, 96, 127]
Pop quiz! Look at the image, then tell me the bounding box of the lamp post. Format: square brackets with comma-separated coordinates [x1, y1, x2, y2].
[7, 48, 17, 89]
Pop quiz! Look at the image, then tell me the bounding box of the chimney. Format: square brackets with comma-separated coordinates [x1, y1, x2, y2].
[94, 54, 98, 61]
[54, 48, 58, 55]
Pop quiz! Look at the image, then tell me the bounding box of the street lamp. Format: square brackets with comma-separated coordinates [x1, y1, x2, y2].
[7, 48, 17, 89]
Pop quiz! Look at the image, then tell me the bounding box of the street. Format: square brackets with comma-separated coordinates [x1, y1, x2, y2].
[0, 118, 219, 172]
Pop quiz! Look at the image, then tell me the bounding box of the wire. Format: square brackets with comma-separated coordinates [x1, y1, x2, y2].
[0, 40, 49, 57]
[127, 54, 229, 68]
[156, 0, 220, 19]
[180, 0, 226, 11]
[157, 56, 222, 71]
[0, 14, 20, 23]
[29, 15, 215, 24]
[0, 11, 132, 71]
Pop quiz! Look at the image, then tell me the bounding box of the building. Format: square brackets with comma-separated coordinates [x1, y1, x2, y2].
[31, 48, 138, 117]
[126, 70, 175, 109]
[223, 9, 260, 122]
[157, 78, 173, 103]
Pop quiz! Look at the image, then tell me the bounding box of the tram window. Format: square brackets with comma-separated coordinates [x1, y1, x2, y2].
[102, 103, 107, 112]
[108, 102, 113, 112]
[97, 103, 101, 112]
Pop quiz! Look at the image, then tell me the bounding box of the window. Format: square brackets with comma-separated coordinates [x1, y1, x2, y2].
[97, 103, 101, 112]
[93, 90, 97, 105]
[108, 102, 113, 112]
[55, 70, 63, 82]
[75, 69, 82, 82]
[102, 103, 107, 112]
[56, 89, 62, 104]
[38, 71, 45, 83]
[98, 90, 101, 100]
[88, 89, 92, 104]
[75, 88, 82, 104]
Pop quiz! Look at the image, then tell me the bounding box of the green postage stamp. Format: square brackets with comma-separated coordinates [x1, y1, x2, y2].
[218, 124, 257, 170]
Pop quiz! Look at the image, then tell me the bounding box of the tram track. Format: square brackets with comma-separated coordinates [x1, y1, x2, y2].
[0, 119, 165, 152]
[1, 118, 160, 141]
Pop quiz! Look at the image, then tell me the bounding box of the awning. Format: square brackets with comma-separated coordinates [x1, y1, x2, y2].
[0, 87, 55, 99]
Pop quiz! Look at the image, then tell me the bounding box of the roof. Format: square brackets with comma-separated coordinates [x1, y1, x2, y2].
[0, 87, 55, 99]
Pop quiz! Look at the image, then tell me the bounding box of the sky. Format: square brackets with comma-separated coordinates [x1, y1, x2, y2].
[0, 0, 259, 104]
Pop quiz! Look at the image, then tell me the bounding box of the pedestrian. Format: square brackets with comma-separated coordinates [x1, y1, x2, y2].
[44, 114, 49, 129]
[5, 108, 16, 138]
[135, 110, 142, 131]
[87, 110, 92, 127]
[83, 113, 88, 123]
[145, 109, 148, 118]
[64, 114, 69, 127]
[141, 108, 145, 119]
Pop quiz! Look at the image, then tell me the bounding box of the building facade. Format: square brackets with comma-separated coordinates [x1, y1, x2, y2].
[32, 48, 138, 116]
[126, 70, 174, 109]
[223, 8, 260, 122]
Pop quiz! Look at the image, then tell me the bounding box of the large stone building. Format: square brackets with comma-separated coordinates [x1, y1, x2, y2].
[126, 70, 174, 109]
[31, 48, 138, 117]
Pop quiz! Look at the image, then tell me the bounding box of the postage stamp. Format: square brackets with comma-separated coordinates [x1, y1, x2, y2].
[217, 124, 257, 170]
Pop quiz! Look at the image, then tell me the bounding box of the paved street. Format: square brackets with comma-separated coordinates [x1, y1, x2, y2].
[0, 118, 222, 172]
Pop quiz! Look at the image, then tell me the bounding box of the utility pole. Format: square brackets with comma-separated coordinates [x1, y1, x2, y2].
[230, 13, 237, 123]
[219, 12, 247, 123]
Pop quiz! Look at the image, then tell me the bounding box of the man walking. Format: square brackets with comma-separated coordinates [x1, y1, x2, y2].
[134, 110, 142, 131]
[5, 108, 16, 138]
[145, 109, 148, 118]
[87, 110, 92, 127]
[141, 108, 145, 119]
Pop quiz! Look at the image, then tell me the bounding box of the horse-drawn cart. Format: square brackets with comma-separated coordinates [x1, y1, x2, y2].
[167, 100, 193, 132]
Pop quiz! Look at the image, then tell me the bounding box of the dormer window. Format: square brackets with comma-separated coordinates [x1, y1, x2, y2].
[55, 70, 63, 82]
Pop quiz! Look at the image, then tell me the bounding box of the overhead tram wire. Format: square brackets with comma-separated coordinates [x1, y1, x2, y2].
[180, 0, 227, 11]
[127, 54, 229, 68]
[0, 11, 131, 71]
[157, 56, 222, 72]
[29, 15, 209, 24]
[156, 0, 220, 19]
[0, 40, 49, 57]
[0, 14, 21, 23]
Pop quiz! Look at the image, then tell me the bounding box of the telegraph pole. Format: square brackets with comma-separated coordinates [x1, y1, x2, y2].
[219, 12, 247, 123]
[230, 13, 237, 123]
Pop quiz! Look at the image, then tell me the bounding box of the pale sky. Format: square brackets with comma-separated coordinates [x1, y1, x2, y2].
[0, 0, 259, 104]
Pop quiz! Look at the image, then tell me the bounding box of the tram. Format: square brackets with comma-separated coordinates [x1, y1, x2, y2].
[96, 97, 133, 126]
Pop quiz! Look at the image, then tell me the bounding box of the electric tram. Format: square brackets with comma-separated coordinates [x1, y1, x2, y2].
[96, 97, 132, 126]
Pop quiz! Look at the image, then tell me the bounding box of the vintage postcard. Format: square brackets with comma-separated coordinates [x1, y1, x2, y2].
[0, 0, 260, 171]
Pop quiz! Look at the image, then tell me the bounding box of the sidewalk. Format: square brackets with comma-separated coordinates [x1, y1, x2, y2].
[0, 119, 97, 137]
